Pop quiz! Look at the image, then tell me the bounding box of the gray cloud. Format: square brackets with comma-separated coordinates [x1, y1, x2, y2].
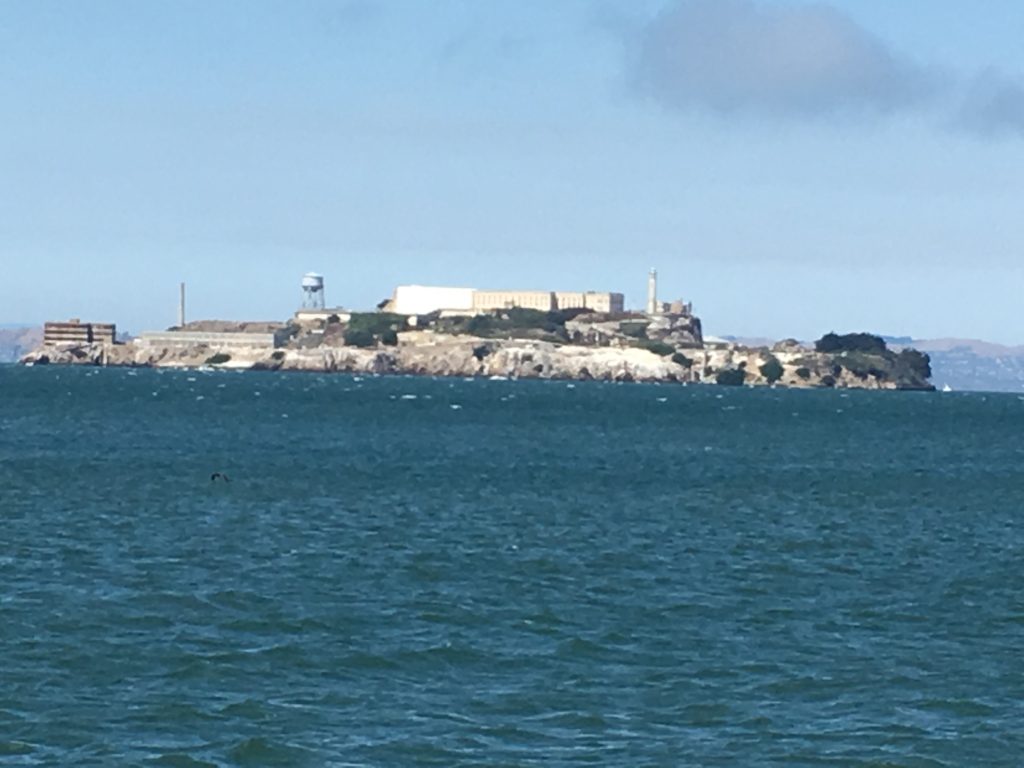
[955, 70, 1024, 137]
[630, 0, 936, 117]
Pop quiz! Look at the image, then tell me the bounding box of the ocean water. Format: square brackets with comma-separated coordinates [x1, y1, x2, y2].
[2, 364, 1024, 767]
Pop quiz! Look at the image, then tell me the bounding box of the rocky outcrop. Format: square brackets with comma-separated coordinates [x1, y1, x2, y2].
[697, 344, 933, 390]
[20, 329, 932, 390]
[21, 333, 690, 383]
[265, 333, 688, 382]
[564, 313, 703, 349]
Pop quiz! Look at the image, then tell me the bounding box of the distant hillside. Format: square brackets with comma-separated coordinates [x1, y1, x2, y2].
[893, 339, 1024, 393]
[0, 326, 42, 362]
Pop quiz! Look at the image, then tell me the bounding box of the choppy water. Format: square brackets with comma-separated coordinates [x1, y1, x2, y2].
[2, 365, 1024, 766]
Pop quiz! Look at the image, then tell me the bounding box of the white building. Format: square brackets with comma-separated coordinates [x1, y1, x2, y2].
[386, 285, 624, 316]
[389, 285, 476, 316]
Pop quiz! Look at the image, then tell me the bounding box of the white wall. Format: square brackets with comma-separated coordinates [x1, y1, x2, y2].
[391, 285, 475, 315]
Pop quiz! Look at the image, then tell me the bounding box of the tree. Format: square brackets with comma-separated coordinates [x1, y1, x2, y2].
[641, 340, 675, 356]
[343, 328, 375, 348]
[815, 332, 887, 355]
[759, 357, 784, 384]
[895, 349, 932, 380]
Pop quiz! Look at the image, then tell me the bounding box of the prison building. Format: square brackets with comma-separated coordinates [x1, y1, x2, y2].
[43, 320, 116, 345]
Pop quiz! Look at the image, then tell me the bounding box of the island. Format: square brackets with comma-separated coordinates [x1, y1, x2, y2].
[20, 309, 934, 391]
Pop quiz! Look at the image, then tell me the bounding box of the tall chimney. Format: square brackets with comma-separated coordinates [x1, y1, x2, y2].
[647, 268, 658, 315]
[178, 282, 186, 328]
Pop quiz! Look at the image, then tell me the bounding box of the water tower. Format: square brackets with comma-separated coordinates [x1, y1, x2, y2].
[301, 272, 325, 310]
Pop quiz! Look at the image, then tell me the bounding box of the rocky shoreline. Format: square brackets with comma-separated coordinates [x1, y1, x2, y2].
[20, 329, 934, 390]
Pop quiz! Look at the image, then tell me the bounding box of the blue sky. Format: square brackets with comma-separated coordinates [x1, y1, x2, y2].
[2, 0, 1023, 341]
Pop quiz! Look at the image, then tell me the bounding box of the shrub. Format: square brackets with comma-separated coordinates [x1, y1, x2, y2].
[205, 353, 231, 365]
[815, 332, 887, 355]
[381, 329, 399, 346]
[836, 351, 885, 380]
[640, 340, 675, 356]
[671, 352, 693, 368]
[472, 344, 492, 360]
[343, 328, 375, 348]
[618, 321, 649, 339]
[895, 348, 932, 380]
[795, 367, 811, 380]
[821, 375, 837, 388]
[455, 308, 575, 340]
[271, 350, 285, 361]
[715, 368, 746, 386]
[347, 312, 407, 337]
[759, 357, 784, 384]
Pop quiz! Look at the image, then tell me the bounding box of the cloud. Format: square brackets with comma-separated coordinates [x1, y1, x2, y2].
[629, 0, 936, 118]
[955, 70, 1024, 137]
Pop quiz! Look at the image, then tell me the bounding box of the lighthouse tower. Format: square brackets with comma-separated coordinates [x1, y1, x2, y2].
[646, 268, 659, 315]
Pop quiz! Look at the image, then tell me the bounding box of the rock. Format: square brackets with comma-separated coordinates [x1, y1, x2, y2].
[17, 330, 931, 390]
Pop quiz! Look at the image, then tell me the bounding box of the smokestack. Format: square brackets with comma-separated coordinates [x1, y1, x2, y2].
[178, 282, 186, 328]
[646, 268, 658, 315]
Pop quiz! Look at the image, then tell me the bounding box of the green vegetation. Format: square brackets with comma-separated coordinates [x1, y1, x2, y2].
[835, 352, 887, 381]
[434, 308, 585, 341]
[759, 356, 784, 384]
[815, 332, 888, 355]
[810, 332, 932, 390]
[715, 368, 746, 387]
[339, 312, 408, 348]
[347, 312, 407, 336]
[795, 367, 811, 380]
[205, 353, 231, 365]
[895, 348, 932, 381]
[343, 328, 375, 348]
[618, 321, 649, 340]
[671, 352, 693, 368]
[271, 350, 285, 361]
[639, 340, 675, 357]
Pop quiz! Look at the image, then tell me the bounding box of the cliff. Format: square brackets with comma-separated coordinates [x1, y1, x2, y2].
[20, 324, 933, 391]
[22, 333, 687, 383]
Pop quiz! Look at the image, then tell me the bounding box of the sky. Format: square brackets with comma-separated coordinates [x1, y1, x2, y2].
[1, 0, 1023, 342]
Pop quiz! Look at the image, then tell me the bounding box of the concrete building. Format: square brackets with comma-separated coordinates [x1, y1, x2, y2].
[44, 320, 116, 345]
[137, 330, 283, 349]
[293, 309, 352, 324]
[555, 291, 625, 314]
[386, 285, 624, 316]
[473, 290, 556, 312]
[388, 285, 475, 316]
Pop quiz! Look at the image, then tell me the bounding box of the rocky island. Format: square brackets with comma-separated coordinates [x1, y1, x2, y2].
[21, 309, 934, 391]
